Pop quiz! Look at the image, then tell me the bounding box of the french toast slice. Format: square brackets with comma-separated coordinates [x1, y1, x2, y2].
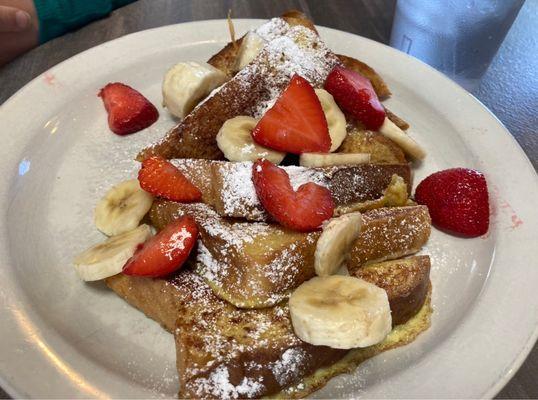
[148, 202, 430, 308]
[355, 255, 431, 326]
[171, 158, 411, 221]
[105, 255, 432, 399]
[348, 207, 431, 273]
[139, 19, 340, 161]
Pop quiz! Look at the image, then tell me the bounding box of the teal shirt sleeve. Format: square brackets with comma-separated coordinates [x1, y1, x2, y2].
[34, 0, 136, 43]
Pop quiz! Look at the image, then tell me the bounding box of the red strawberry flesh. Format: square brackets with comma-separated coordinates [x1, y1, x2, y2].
[138, 156, 202, 202]
[324, 66, 385, 130]
[99, 82, 159, 135]
[123, 216, 198, 277]
[252, 75, 331, 154]
[252, 159, 334, 232]
[415, 168, 489, 237]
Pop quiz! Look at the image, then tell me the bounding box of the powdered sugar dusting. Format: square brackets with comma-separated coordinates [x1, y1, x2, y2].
[202, 213, 274, 250]
[196, 241, 222, 282]
[196, 241, 289, 307]
[286, 165, 327, 190]
[255, 18, 291, 41]
[163, 228, 191, 260]
[220, 162, 267, 220]
[270, 348, 308, 386]
[192, 365, 264, 399]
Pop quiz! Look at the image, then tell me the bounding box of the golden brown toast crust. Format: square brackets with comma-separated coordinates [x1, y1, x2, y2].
[207, 37, 244, 77]
[171, 159, 411, 222]
[338, 126, 407, 163]
[355, 255, 431, 325]
[337, 54, 391, 99]
[148, 203, 430, 308]
[280, 10, 318, 32]
[106, 259, 431, 399]
[349, 206, 432, 273]
[105, 275, 179, 332]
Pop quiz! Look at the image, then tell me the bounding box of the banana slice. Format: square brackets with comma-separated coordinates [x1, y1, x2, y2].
[289, 275, 392, 349]
[299, 152, 370, 167]
[378, 117, 426, 160]
[315, 89, 347, 152]
[216, 116, 286, 164]
[234, 31, 265, 71]
[95, 179, 153, 237]
[73, 225, 152, 281]
[162, 61, 226, 119]
[315, 212, 363, 276]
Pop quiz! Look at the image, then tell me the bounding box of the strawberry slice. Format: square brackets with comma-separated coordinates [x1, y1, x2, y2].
[252, 75, 331, 154]
[138, 156, 202, 202]
[99, 82, 159, 135]
[415, 168, 490, 237]
[123, 216, 198, 277]
[324, 66, 385, 130]
[252, 159, 334, 232]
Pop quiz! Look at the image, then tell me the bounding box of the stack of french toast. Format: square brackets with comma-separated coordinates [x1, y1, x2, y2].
[85, 11, 435, 399]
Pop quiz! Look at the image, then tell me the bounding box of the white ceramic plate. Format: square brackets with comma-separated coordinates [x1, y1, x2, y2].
[0, 19, 537, 399]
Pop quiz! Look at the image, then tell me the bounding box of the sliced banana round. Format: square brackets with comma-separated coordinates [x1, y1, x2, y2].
[300, 152, 370, 167]
[162, 61, 227, 119]
[234, 31, 265, 71]
[216, 116, 286, 164]
[94, 179, 154, 237]
[289, 275, 392, 349]
[73, 224, 152, 281]
[315, 89, 347, 152]
[315, 212, 363, 276]
[378, 117, 426, 160]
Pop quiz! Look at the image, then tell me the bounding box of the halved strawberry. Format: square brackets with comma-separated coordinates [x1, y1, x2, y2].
[122, 216, 198, 277]
[138, 156, 202, 202]
[324, 66, 385, 130]
[414, 168, 489, 237]
[99, 82, 159, 135]
[252, 75, 331, 154]
[252, 159, 334, 232]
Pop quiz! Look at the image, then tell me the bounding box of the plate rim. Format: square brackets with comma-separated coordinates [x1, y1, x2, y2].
[0, 18, 537, 399]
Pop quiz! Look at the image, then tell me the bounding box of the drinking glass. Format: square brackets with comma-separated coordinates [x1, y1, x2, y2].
[390, 0, 525, 92]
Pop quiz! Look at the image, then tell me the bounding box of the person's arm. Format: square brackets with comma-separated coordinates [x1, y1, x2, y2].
[0, 0, 135, 67]
[34, 0, 135, 43]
